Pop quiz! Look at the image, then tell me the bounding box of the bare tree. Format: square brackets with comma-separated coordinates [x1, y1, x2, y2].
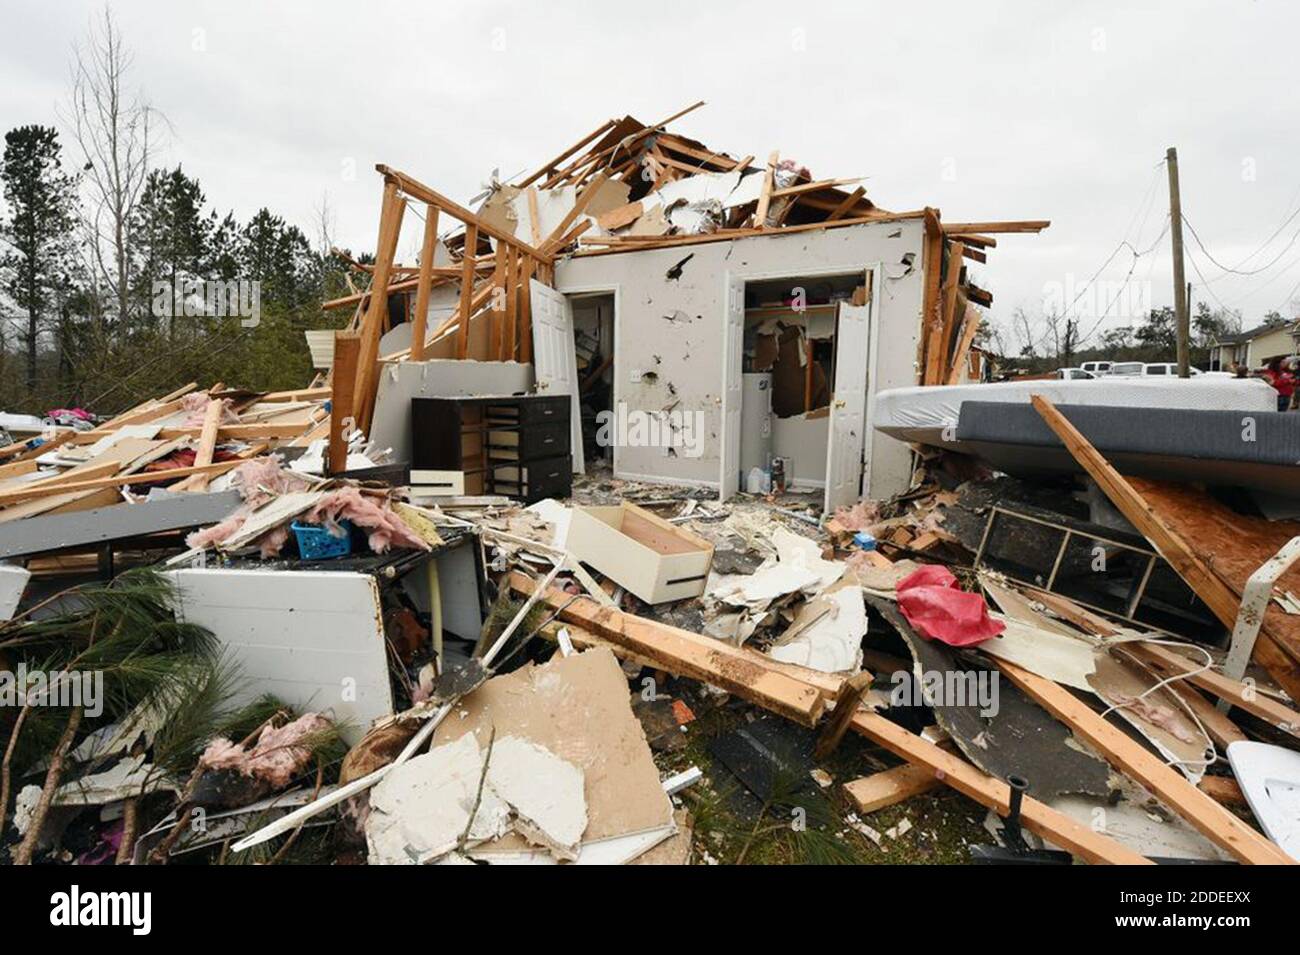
[65, 6, 163, 334]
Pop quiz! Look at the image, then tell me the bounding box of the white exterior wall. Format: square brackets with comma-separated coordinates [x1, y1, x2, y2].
[554, 219, 925, 499]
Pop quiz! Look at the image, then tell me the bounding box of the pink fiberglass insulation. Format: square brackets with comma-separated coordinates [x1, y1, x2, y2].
[184, 456, 313, 552]
[180, 393, 240, 429]
[230, 455, 311, 508]
[304, 485, 430, 554]
[199, 712, 333, 789]
[832, 501, 881, 532]
[895, 564, 1005, 647]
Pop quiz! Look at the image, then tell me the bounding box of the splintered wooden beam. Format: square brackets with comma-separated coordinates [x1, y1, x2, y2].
[754, 150, 779, 228]
[770, 176, 863, 199]
[814, 671, 873, 760]
[945, 304, 983, 385]
[1127, 642, 1300, 740]
[516, 118, 618, 188]
[327, 331, 360, 476]
[936, 241, 966, 375]
[408, 205, 440, 361]
[995, 657, 1294, 865]
[918, 209, 944, 383]
[0, 459, 246, 506]
[503, 248, 519, 361]
[843, 763, 945, 814]
[455, 223, 479, 360]
[188, 398, 224, 492]
[540, 101, 707, 190]
[943, 220, 1050, 234]
[518, 260, 536, 364]
[508, 572, 829, 725]
[826, 186, 867, 221]
[352, 180, 405, 434]
[490, 241, 507, 359]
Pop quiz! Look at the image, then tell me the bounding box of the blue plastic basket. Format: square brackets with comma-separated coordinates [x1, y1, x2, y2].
[291, 519, 354, 560]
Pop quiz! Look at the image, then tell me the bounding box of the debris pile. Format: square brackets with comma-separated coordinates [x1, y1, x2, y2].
[2, 106, 1297, 868]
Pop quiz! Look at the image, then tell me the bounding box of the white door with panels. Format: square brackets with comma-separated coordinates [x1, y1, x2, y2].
[530, 278, 585, 474]
[824, 298, 871, 513]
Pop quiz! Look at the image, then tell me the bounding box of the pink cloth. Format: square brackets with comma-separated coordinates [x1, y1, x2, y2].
[895, 565, 1005, 647]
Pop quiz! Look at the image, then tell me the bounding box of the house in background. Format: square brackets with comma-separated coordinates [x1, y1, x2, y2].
[331, 105, 1048, 512]
[1211, 317, 1300, 370]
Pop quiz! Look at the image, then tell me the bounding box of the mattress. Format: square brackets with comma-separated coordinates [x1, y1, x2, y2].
[954, 401, 1300, 495]
[873, 377, 1278, 448]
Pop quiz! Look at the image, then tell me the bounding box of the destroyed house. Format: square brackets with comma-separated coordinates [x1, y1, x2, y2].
[326, 102, 1048, 513]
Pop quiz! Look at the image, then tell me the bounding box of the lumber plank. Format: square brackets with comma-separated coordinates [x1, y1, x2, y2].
[919, 209, 944, 383]
[516, 118, 617, 188]
[508, 572, 828, 725]
[455, 223, 478, 360]
[503, 248, 518, 361]
[826, 186, 866, 221]
[843, 763, 945, 814]
[945, 304, 982, 385]
[847, 709, 1151, 864]
[814, 671, 872, 760]
[188, 398, 225, 492]
[754, 151, 778, 228]
[1128, 642, 1300, 739]
[770, 176, 863, 199]
[328, 331, 361, 476]
[942, 220, 1050, 233]
[408, 205, 440, 361]
[995, 657, 1294, 865]
[0, 459, 244, 506]
[352, 181, 404, 434]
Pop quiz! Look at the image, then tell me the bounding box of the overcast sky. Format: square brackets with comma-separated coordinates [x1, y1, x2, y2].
[4, 0, 1299, 351]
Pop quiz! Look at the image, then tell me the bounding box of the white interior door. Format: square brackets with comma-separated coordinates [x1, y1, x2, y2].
[719, 275, 745, 500]
[529, 278, 585, 474]
[824, 299, 871, 513]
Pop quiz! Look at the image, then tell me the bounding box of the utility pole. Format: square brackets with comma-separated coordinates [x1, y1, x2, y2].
[1167, 147, 1190, 377]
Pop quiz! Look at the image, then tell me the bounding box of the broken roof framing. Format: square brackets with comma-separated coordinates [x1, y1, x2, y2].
[327, 102, 1048, 501]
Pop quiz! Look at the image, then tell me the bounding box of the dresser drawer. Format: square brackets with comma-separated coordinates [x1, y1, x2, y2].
[520, 395, 570, 424]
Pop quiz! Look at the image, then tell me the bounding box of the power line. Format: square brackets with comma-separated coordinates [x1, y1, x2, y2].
[1181, 212, 1300, 278]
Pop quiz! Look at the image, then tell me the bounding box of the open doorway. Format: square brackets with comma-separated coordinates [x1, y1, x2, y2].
[569, 292, 616, 468]
[723, 269, 875, 512]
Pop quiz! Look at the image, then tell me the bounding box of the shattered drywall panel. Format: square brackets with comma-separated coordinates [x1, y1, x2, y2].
[555, 219, 924, 496]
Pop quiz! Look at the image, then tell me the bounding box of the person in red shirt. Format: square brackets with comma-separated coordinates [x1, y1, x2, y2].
[1263, 357, 1296, 411]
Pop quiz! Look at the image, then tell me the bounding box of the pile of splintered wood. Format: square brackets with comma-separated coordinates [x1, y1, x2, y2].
[0, 382, 331, 538]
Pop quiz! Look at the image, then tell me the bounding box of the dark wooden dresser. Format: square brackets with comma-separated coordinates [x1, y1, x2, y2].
[411, 395, 572, 503]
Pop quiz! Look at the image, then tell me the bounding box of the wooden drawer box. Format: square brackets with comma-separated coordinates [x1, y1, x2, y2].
[567, 502, 714, 604]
